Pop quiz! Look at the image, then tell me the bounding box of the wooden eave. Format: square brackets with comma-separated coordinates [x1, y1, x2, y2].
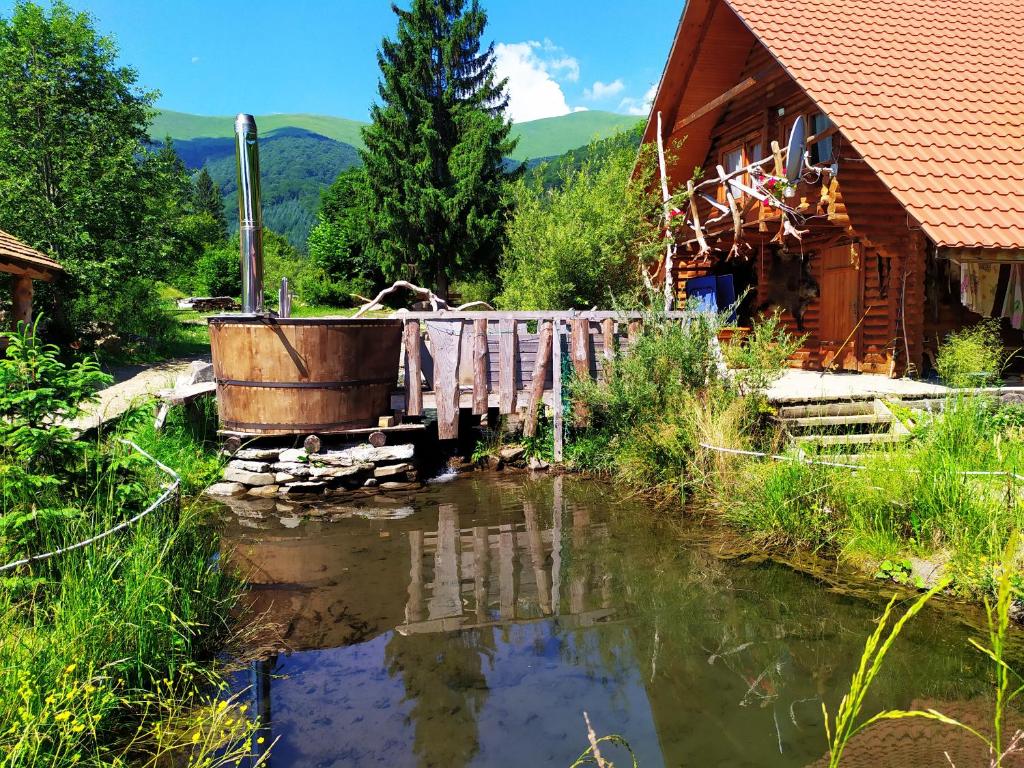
[0, 229, 63, 282]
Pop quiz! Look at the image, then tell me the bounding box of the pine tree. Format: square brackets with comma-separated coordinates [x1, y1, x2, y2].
[362, 0, 516, 299]
[193, 166, 227, 239]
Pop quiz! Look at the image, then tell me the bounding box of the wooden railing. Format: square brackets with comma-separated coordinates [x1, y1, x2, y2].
[390, 310, 695, 459]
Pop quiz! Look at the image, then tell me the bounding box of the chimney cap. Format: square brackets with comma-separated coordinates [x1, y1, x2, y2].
[235, 113, 257, 133]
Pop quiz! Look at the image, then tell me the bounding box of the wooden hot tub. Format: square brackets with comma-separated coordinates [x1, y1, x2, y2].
[208, 316, 402, 435]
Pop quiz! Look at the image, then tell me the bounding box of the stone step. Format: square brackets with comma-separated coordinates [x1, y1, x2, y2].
[777, 401, 877, 419]
[785, 414, 891, 429]
[794, 432, 904, 447]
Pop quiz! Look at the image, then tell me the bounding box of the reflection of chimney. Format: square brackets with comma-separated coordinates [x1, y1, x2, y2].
[234, 113, 264, 314]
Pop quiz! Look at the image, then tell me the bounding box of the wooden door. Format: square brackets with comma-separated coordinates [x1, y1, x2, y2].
[818, 244, 862, 371]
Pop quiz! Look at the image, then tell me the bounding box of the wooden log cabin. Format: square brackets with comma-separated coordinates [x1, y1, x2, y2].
[643, 0, 1024, 376]
[0, 228, 63, 334]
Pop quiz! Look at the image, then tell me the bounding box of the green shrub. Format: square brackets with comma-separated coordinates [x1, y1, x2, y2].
[935, 319, 1006, 388]
[497, 128, 663, 310]
[193, 243, 240, 298]
[722, 311, 806, 393]
[451, 276, 497, 307]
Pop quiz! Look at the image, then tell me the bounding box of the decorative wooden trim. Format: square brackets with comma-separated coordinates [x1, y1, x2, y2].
[677, 68, 782, 130]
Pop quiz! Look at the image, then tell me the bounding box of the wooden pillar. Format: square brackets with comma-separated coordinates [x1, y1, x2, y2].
[403, 320, 423, 417]
[12, 277, 32, 329]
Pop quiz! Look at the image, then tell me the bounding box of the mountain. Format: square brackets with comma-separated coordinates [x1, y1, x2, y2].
[154, 109, 645, 248]
[151, 109, 643, 162]
[203, 128, 361, 248]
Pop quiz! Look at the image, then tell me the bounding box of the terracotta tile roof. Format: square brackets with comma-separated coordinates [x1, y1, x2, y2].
[0, 228, 63, 280]
[723, 0, 1024, 250]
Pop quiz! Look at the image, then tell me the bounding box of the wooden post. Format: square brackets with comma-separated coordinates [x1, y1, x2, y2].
[523, 320, 553, 438]
[657, 111, 675, 312]
[12, 277, 32, 329]
[403, 320, 423, 417]
[571, 318, 592, 426]
[426, 320, 462, 439]
[627, 318, 643, 346]
[552, 320, 564, 462]
[600, 318, 615, 382]
[498, 319, 518, 415]
[472, 319, 488, 416]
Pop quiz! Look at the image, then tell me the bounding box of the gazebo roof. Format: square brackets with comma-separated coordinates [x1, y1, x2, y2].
[0, 229, 63, 282]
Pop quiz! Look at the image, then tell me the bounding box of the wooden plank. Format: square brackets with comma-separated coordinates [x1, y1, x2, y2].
[602, 319, 615, 363]
[472, 319, 488, 415]
[523, 320, 553, 438]
[0, 257, 57, 282]
[552, 321, 564, 462]
[677, 68, 781, 129]
[426, 320, 462, 439]
[498, 319, 519, 415]
[571, 318, 592, 426]
[404, 320, 423, 417]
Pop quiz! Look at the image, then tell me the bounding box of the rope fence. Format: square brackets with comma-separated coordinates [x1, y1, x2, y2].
[0, 439, 181, 573]
[698, 443, 1024, 483]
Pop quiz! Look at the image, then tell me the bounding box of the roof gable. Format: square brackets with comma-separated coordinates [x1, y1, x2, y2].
[648, 0, 1024, 250]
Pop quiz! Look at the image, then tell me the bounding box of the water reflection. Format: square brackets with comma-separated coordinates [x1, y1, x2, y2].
[217, 475, 1018, 768]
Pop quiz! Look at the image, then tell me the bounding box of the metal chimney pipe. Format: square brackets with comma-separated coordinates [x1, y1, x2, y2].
[234, 113, 264, 314]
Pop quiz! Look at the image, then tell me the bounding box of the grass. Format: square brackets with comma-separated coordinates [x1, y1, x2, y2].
[0, 400, 269, 766]
[713, 395, 1024, 595]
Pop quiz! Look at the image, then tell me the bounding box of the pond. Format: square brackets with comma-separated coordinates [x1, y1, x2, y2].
[215, 474, 1017, 768]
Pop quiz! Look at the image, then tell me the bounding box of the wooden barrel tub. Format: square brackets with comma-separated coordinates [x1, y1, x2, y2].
[208, 317, 403, 435]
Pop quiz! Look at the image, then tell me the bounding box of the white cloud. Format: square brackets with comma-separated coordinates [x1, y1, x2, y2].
[619, 83, 658, 116]
[493, 40, 581, 122]
[191, 56, 201, 64]
[584, 79, 625, 101]
[572, 106, 590, 113]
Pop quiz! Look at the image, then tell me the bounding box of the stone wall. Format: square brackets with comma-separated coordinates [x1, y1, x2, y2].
[205, 441, 421, 500]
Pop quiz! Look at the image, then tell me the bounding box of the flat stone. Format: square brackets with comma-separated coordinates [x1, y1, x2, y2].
[223, 467, 277, 486]
[499, 445, 526, 462]
[271, 462, 311, 478]
[219, 496, 276, 517]
[363, 478, 379, 488]
[275, 472, 297, 484]
[278, 448, 308, 464]
[278, 516, 302, 529]
[232, 448, 281, 462]
[313, 443, 415, 466]
[228, 459, 272, 473]
[379, 481, 422, 491]
[279, 481, 327, 495]
[310, 463, 374, 479]
[528, 457, 550, 471]
[276, 502, 297, 513]
[374, 462, 414, 479]
[205, 482, 247, 497]
[247, 484, 280, 498]
[909, 554, 950, 589]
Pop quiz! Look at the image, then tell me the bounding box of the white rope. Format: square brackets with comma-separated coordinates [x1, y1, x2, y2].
[698, 442, 1024, 482]
[0, 439, 181, 573]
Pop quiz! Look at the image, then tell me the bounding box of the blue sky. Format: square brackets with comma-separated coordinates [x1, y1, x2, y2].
[0, 0, 682, 121]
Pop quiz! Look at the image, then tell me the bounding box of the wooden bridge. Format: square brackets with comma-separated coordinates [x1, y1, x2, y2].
[390, 310, 695, 458]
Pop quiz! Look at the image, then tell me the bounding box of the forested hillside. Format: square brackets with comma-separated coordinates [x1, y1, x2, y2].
[155, 109, 643, 249]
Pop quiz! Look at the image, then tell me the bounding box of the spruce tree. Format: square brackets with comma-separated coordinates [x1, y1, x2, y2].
[362, 0, 516, 299]
[193, 166, 227, 239]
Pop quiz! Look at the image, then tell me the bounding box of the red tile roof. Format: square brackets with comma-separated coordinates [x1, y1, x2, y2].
[723, 0, 1024, 250]
[0, 228, 63, 280]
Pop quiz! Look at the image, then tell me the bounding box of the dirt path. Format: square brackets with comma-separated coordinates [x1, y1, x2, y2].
[70, 354, 211, 434]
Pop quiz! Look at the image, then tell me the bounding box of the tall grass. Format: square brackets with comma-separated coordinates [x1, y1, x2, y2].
[719, 395, 1024, 592]
[0, 398, 267, 766]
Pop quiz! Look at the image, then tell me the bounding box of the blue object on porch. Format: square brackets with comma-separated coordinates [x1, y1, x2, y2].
[685, 276, 718, 314]
[715, 274, 737, 323]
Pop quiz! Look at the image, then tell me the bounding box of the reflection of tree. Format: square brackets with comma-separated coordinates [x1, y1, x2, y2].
[384, 628, 492, 768]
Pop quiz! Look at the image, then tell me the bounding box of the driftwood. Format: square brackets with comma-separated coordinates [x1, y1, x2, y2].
[523, 321, 553, 438]
[657, 111, 675, 311]
[355, 281, 450, 318]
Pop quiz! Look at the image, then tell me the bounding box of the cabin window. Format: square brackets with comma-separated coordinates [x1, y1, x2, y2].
[718, 145, 745, 202]
[809, 113, 833, 165]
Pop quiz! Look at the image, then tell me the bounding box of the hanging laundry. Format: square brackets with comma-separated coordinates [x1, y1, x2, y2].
[975, 263, 1001, 317]
[960, 262, 977, 312]
[1003, 263, 1024, 330]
